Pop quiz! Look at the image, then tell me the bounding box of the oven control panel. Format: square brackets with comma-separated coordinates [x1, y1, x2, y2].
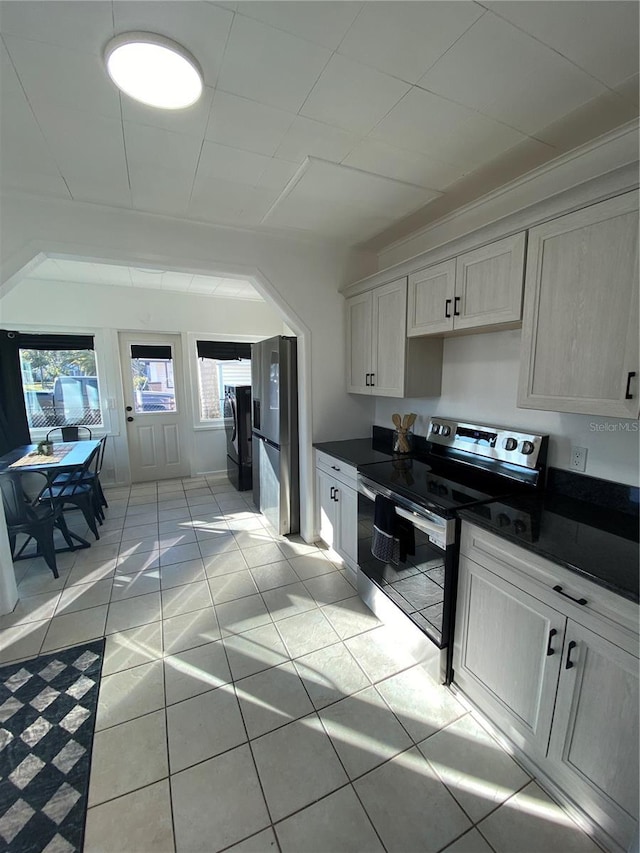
[428, 418, 547, 470]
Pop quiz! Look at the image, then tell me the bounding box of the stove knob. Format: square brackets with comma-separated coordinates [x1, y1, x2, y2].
[503, 437, 518, 451]
[440, 425, 451, 437]
[520, 440, 535, 455]
[431, 423, 441, 435]
[514, 519, 527, 534]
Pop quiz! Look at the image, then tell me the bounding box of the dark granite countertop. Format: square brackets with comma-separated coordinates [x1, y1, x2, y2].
[459, 494, 639, 603]
[313, 437, 395, 467]
[314, 437, 639, 602]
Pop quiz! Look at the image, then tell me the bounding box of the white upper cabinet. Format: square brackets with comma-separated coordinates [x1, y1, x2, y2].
[346, 291, 372, 395]
[518, 192, 639, 417]
[454, 233, 526, 330]
[346, 276, 442, 398]
[370, 279, 410, 397]
[407, 233, 526, 336]
[407, 259, 456, 335]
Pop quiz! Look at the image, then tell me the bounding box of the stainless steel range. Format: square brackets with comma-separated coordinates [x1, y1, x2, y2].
[357, 417, 548, 683]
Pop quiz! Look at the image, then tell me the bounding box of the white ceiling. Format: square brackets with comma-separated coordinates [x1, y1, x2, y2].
[0, 1, 637, 245]
[25, 257, 264, 300]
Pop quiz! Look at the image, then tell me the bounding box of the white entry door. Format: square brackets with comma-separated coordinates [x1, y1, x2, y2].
[119, 333, 190, 482]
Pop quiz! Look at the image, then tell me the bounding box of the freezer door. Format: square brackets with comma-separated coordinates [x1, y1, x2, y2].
[259, 438, 288, 535]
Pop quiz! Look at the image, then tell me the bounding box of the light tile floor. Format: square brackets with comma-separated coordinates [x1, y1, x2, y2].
[1, 475, 606, 853]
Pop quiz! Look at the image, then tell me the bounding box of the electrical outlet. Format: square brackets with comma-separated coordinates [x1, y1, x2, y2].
[570, 446, 587, 472]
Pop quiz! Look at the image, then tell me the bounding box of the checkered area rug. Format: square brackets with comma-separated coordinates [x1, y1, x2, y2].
[0, 639, 105, 853]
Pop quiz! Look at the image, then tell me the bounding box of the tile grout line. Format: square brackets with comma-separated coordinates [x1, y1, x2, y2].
[216, 612, 283, 852]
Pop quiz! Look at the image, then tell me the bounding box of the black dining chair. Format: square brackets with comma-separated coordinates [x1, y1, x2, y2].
[93, 435, 109, 513]
[44, 444, 101, 540]
[0, 470, 76, 578]
[52, 435, 108, 523]
[46, 425, 93, 442]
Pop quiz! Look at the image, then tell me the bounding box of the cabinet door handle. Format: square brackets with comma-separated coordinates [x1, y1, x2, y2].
[330, 486, 335, 500]
[331, 465, 340, 471]
[546, 628, 557, 656]
[370, 373, 375, 387]
[365, 373, 370, 387]
[565, 640, 577, 670]
[553, 585, 587, 606]
[625, 371, 636, 399]
[454, 296, 461, 316]
[334, 489, 339, 502]
[445, 298, 452, 319]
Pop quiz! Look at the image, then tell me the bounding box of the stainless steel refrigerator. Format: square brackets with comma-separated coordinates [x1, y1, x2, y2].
[251, 336, 299, 535]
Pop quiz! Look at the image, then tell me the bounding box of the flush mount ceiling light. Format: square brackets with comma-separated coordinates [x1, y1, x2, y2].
[104, 32, 203, 109]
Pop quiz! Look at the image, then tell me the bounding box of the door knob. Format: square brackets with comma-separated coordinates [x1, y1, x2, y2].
[126, 405, 133, 412]
[127, 416, 134, 422]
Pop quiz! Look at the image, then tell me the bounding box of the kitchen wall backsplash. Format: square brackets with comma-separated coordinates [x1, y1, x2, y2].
[547, 468, 639, 515]
[374, 329, 640, 487]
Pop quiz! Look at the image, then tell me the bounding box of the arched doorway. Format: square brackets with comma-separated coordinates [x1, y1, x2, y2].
[0, 250, 315, 591]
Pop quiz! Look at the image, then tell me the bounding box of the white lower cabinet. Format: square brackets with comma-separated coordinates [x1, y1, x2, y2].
[455, 557, 563, 756]
[315, 453, 358, 579]
[547, 620, 639, 848]
[454, 522, 639, 852]
[317, 468, 338, 551]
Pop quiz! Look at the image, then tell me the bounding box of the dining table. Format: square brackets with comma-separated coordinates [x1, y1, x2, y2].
[0, 439, 102, 552]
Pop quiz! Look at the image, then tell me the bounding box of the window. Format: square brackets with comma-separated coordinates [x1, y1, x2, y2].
[129, 344, 176, 414]
[18, 335, 103, 429]
[195, 340, 252, 422]
[197, 358, 251, 420]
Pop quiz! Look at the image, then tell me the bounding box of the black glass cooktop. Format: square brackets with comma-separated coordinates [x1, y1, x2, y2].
[359, 455, 517, 516]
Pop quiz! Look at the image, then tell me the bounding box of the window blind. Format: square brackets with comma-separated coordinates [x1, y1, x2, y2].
[196, 340, 252, 360]
[130, 344, 172, 360]
[17, 332, 94, 351]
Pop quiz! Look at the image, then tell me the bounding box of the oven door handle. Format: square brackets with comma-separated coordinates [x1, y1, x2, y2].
[394, 505, 447, 540]
[359, 482, 381, 503]
[359, 480, 452, 544]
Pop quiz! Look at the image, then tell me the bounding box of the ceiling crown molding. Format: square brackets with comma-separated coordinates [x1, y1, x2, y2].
[343, 120, 638, 295]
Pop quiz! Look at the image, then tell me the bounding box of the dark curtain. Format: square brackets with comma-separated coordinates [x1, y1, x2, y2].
[18, 333, 94, 351]
[130, 344, 172, 360]
[196, 340, 251, 360]
[0, 331, 30, 456]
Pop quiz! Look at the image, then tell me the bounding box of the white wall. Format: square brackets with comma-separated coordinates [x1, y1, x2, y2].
[375, 330, 640, 486]
[0, 278, 285, 483]
[0, 278, 286, 337]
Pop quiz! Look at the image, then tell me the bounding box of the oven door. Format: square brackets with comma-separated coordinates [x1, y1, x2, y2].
[358, 475, 456, 653]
